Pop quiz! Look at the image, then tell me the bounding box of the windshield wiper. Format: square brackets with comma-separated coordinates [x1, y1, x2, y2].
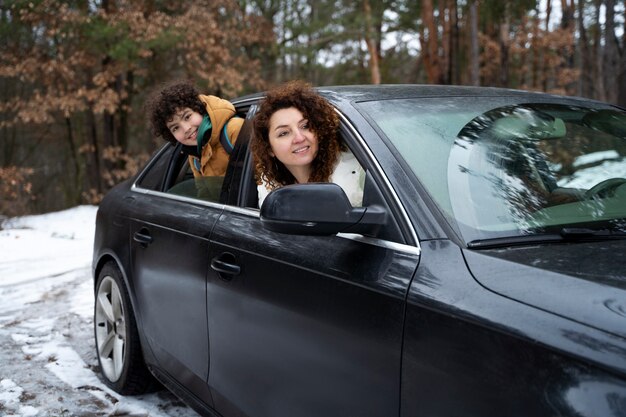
[467, 234, 562, 249]
[467, 228, 626, 249]
[560, 227, 626, 239]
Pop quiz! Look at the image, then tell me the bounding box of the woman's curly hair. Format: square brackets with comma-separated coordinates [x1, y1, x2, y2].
[252, 80, 342, 189]
[145, 80, 206, 144]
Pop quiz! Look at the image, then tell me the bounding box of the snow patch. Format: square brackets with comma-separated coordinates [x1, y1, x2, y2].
[0, 205, 200, 416]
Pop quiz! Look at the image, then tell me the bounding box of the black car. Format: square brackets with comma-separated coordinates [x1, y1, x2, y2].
[92, 85, 626, 417]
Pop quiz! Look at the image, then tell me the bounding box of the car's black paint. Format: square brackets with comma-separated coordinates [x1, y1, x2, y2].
[465, 241, 626, 343]
[403, 239, 626, 417]
[93, 85, 626, 417]
[205, 207, 419, 417]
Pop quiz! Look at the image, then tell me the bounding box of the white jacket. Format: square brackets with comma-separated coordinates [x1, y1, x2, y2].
[257, 151, 365, 208]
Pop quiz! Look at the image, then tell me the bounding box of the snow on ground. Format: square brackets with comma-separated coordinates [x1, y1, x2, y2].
[0, 206, 200, 417]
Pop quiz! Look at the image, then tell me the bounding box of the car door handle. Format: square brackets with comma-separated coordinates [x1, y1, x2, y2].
[211, 253, 241, 277]
[133, 229, 153, 247]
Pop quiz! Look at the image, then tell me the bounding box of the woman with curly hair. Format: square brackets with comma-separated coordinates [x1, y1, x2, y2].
[252, 80, 364, 207]
[146, 80, 244, 177]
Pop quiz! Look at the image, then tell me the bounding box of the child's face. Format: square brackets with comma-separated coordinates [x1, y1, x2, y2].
[166, 107, 204, 146]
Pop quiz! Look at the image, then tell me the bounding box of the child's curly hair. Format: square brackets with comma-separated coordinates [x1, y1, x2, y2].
[252, 80, 342, 189]
[145, 80, 206, 144]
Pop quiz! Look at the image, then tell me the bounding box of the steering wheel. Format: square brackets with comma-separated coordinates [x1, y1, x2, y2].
[585, 177, 626, 199]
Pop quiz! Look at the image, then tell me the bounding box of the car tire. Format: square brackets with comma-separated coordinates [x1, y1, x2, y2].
[94, 262, 157, 394]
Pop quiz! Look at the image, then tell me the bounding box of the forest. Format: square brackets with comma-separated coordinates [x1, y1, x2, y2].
[1, 0, 625, 216]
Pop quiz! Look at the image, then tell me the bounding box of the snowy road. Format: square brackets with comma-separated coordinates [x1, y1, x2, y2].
[0, 206, 200, 417]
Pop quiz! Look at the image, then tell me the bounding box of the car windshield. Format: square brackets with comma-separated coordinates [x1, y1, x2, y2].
[358, 97, 626, 245]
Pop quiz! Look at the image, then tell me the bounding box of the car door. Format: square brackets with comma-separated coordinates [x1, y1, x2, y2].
[205, 114, 420, 417]
[128, 144, 223, 404]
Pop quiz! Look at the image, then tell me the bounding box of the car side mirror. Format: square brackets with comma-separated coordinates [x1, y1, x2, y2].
[260, 183, 387, 236]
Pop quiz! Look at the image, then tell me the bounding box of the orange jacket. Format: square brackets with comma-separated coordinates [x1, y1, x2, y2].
[189, 95, 244, 177]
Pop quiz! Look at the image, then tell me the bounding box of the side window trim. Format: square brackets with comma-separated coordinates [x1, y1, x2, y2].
[337, 233, 421, 255]
[220, 103, 260, 208]
[238, 104, 260, 207]
[162, 143, 188, 192]
[131, 181, 227, 209]
[336, 109, 419, 248]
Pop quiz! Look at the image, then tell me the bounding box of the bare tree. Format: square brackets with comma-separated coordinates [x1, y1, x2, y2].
[603, 0, 619, 103]
[469, 0, 480, 85]
[577, 0, 593, 97]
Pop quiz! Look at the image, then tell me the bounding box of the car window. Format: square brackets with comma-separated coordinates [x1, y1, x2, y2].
[135, 144, 177, 191]
[208, 102, 407, 244]
[164, 156, 226, 203]
[254, 143, 366, 209]
[237, 106, 366, 209]
[134, 140, 232, 203]
[359, 98, 626, 244]
[332, 147, 366, 207]
[358, 96, 519, 220]
[138, 112, 253, 205]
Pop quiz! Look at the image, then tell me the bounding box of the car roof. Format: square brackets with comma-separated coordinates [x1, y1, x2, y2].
[318, 84, 559, 101]
[232, 84, 598, 106]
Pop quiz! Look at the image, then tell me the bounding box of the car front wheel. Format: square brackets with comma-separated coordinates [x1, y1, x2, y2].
[94, 262, 156, 394]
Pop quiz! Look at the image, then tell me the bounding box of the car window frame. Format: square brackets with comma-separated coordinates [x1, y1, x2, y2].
[133, 143, 178, 192]
[131, 96, 420, 252]
[335, 109, 418, 247]
[131, 104, 255, 208]
[219, 103, 259, 208]
[220, 98, 420, 251]
[131, 144, 226, 209]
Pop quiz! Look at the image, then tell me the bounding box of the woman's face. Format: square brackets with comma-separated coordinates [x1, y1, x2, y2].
[166, 107, 204, 146]
[268, 107, 319, 179]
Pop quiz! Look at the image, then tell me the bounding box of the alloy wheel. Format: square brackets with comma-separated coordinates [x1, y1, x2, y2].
[95, 275, 126, 382]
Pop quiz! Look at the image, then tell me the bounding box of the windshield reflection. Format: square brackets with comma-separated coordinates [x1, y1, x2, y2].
[451, 104, 626, 242]
[359, 98, 626, 245]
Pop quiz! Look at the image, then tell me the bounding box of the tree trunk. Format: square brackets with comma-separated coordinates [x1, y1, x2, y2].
[532, 8, 540, 89]
[559, 0, 577, 95]
[1, 125, 16, 167]
[517, 14, 529, 88]
[64, 117, 82, 205]
[117, 71, 133, 152]
[592, 0, 605, 101]
[469, 0, 479, 86]
[440, 0, 450, 84]
[619, 2, 626, 106]
[308, 0, 319, 83]
[603, 0, 619, 103]
[363, 0, 381, 84]
[449, 0, 459, 85]
[499, 21, 510, 87]
[560, 0, 574, 29]
[542, 0, 551, 91]
[86, 110, 103, 194]
[421, 0, 441, 84]
[250, 0, 281, 84]
[577, 0, 593, 97]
